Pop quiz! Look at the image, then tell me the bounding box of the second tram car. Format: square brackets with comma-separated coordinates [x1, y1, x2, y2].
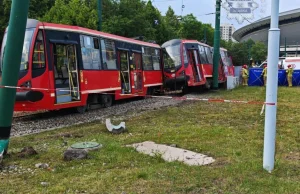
[161, 39, 232, 91]
[0, 19, 164, 112]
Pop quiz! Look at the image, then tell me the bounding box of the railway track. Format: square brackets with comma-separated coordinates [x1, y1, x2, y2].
[11, 96, 186, 137]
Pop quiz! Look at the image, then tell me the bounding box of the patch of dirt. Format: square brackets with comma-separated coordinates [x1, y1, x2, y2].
[285, 152, 300, 161]
[17, 147, 38, 158]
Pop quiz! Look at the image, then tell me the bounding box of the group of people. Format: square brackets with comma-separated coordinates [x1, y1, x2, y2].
[241, 64, 294, 87]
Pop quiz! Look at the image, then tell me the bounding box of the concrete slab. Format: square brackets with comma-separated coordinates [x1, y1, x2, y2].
[126, 141, 215, 166]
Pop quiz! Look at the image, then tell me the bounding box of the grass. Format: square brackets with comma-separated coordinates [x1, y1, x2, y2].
[1, 86, 299, 194]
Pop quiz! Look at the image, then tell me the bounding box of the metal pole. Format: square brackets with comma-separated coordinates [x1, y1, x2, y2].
[0, 0, 30, 158]
[212, 0, 221, 89]
[263, 0, 280, 173]
[97, 0, 102, 31]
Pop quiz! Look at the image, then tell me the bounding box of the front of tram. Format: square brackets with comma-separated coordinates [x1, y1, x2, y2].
[0, 19, 44, 111]
[161, 39, 186, 91]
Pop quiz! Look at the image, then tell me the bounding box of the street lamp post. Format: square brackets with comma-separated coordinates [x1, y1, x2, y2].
[263, 0, 280, 173]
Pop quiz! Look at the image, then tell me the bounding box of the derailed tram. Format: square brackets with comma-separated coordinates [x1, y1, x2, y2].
[161, 39, 234, 92]
[0, 19, 164, 112]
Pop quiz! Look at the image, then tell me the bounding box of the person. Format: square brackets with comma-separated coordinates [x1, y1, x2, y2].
[286, 64, 294, 87]
[261, 64, 267, 86]
[242, 65, 249, 86]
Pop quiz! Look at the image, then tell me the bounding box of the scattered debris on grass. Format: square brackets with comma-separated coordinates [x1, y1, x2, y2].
[127, 141, 215, 166]
[63, 149, 88, 161]
[35, 163, 49, 169]
[17, 147, 37, 158]
[106, 118, 126, 134]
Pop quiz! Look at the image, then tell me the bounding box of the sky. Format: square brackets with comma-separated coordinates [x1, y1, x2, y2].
[151, 0, 300, 30]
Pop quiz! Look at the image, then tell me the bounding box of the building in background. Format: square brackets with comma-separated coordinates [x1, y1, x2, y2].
[233, 8, 300, 57]
[220, 23, 236, 41]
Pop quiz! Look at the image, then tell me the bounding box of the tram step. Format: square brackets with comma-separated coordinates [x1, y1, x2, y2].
[56, 88, 70, 96]
[56, 94, 72, 103]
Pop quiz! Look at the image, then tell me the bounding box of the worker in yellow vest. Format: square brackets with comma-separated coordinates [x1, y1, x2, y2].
[242, 65, 249, 86]
[261, 64, 267, 86]
[286, 64, 294, 87]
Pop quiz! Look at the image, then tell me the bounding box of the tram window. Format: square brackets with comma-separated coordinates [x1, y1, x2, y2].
[32, 30, 45, 69]
[205, 46, 213, 64]
[152, 49, 161, 70]
[198, 45, 208, 64]
[80, 35, 101, 70]
[142, 47, 153, 70]
[101, 39, 117, 70]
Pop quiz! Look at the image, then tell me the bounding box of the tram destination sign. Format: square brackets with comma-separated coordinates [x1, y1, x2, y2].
[222, 0, 259, 24]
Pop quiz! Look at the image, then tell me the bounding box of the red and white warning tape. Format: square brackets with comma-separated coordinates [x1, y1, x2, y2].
[0, 84, 275, 108]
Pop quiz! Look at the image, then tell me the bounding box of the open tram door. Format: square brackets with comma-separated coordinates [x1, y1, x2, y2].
[51, 42, 80, 104]
[118, 50, 131, 94]
[130, 52, 143, 93]
[187, 49, 203, 83]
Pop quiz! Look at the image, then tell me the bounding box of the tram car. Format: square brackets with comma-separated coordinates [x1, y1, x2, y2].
[0, 19, 163, 112]
[161, 39, 232, 91]
[220, 47, 235, 77]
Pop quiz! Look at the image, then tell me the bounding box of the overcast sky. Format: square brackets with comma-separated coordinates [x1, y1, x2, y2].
[152, 0, 300, 30]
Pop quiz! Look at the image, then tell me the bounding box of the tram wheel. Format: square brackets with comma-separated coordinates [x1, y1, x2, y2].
[101, 94, 113, 108]
[75, 104, 88, 114]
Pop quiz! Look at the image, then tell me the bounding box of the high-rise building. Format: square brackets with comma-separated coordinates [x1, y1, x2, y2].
[220, 24, 236, 41]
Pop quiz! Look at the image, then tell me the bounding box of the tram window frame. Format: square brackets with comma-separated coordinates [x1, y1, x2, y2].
[204, 46, 213, 64]
[142, 46, 153, 71]
[100, 38, 117, 70]
[152, 48, 161, 71]
[80, 35, 101, 70]
[198, 45, 209, 64]
[32, 30, 46, 70]
[142, 47, 161, 71]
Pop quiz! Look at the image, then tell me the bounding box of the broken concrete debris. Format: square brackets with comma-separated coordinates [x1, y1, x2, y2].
[106, 118, 126, 134]
[63, 149, 88, 161]
[127, 141, 215, 166]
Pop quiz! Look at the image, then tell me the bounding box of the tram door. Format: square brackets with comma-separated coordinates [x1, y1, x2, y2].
[52, 43, 80, 104]
[188, 49, 202, 83]
[119, 50, 131, 94]
[130, 52, 143, 93]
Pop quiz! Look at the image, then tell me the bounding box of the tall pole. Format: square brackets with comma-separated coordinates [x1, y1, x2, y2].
[0, 0, 30, 159]
[263, 0, 280, 173]
[97, 0, 102, 31]
[212, 0, 221, 89]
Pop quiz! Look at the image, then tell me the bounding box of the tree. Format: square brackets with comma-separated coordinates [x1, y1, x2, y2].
[164, 6, 179, 40]
[0, 0, 56, 46]
[251, 41, 267, 64]
[178, 14, 203, 40]
[42, 0, 98, 30]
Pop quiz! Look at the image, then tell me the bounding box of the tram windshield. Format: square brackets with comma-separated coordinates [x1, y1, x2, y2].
[0, 29, 34, 73]
[163, 43, 182, 69]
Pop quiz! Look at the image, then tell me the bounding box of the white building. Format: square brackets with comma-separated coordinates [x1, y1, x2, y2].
[220, 23, 236, 41]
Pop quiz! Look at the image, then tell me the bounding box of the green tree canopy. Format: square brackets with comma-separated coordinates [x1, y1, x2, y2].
[250, 41, 267, 63]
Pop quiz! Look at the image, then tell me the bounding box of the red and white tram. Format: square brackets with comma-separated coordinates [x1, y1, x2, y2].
[161, 39, 231, 91]
[0, 19, 163, 112]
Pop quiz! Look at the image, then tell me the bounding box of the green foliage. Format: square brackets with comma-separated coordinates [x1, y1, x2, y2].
[0, 0, 215, 46]
[0, 0, 55, 45]
[251, 41, 267, 63]
[221, 39, 267, 66]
